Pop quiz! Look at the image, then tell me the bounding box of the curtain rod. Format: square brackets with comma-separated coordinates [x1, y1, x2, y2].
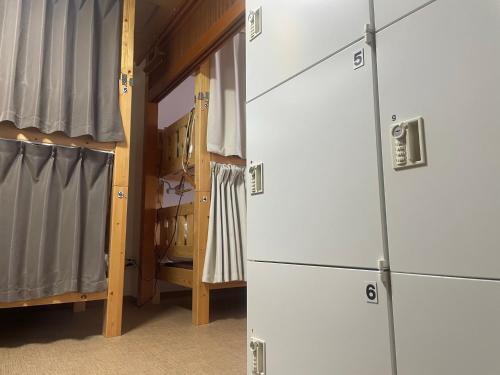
[0, 137, 115, 155]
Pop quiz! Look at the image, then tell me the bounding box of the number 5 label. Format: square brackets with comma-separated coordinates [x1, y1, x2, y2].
[353, 48, 365, 70]
[365, 281, 378, 304]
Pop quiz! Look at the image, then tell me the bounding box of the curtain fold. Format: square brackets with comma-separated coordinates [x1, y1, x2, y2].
[206, 31, 246, 158]
[203, 162, 247, 283]
[0, 138, 112, 302]
[0, 0, 124, 141]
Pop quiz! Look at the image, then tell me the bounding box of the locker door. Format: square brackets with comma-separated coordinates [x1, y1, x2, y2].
[247, 261, 394, 375]
[245, 0, 370, 101]
[373, 0, 435, 30]
[377, 0, 500, 278]
[392, 272, 500, 375]
[247, 39, 385, 269]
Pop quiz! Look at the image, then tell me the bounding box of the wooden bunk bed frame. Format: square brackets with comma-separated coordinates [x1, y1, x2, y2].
[138, 0, 246, 325]
[0, 0, 136, 338]
[159, 61, 246, 321]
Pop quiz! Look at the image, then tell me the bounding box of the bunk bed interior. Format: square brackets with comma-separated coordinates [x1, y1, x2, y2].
[0, 0, 246, 340]
[0, 0, 136, 337]
[150, 50, 247, 324]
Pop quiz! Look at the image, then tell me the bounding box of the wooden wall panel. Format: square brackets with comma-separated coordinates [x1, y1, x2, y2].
[148, 0, 244, 102]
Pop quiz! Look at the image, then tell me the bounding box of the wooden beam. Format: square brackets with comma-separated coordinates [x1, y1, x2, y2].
[192, 60, 211, 325]
[140, 0, 198, 67]
[149, 0, 245, 101]
[103, 0, 136, 338]
[137, 100, 159, 306]
[209, 281, 246, 290]
[210, 153, 246, 167]
[0, 292, 106, 309]
[158, 266, 193, 289]
[0, 121, 115, 151]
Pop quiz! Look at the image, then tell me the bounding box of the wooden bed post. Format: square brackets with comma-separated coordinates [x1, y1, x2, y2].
[103, 0, 136, 337]
[138, 99, 160, 305]
[192, 59, 211, 325]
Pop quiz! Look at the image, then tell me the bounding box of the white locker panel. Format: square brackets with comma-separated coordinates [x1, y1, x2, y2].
[245, 0, 370, 101]
[373, 0, 435, 30]
[392, 272, 500, 375]
[377, 0, 500, 278]
[247, 261, 394, 375]
[247, 40, 384, 269]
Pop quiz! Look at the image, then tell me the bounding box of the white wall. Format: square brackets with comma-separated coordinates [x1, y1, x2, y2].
[158, 75, 195, 129]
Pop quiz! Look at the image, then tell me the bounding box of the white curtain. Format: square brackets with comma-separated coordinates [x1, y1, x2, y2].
[206, 32, 246, 158]
[203, 162, 247, 283]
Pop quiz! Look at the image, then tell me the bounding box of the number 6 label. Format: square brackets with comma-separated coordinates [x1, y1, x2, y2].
[365, 282, 378, 304]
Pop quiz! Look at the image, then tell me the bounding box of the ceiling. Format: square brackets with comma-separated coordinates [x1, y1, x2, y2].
[134, 0, 189, 64]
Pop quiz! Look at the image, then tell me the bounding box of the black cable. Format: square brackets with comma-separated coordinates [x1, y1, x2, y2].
[137, 176, 186, 308]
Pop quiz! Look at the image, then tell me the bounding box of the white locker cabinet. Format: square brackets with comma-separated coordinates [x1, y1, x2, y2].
[373, 0, 435, 30]
[245, 0, 370, 101]
[247, 261, 394, 375]
[247, 39, 385, 269]
[377, 0, 500, 279]
[392, 272, 500, 375]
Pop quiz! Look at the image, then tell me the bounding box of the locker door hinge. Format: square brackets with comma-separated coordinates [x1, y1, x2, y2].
[364, 23, 375, 46]
[378, 258, 390, 286]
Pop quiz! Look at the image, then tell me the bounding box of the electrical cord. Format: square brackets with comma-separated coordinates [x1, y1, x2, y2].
[137, 176, 185, 307]
[137, 108, 195, 307]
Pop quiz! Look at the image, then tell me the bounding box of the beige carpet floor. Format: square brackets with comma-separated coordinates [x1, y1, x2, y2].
[0, 290, 247, 375]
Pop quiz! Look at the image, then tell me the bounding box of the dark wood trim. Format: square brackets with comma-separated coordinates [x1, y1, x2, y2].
[149, 0, 245, 102]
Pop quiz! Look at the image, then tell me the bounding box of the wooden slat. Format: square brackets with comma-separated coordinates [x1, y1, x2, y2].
[158, 266, 193, 289]
[158, 203, 194, 259]
[210, 153, 246, 167]
[209, 281, 246, 290]
[192, 60, 211, 325]
[103, 0, 135, 338]
[0, 121, 115, 151]
[159, 202, 194, 218]
[168, 245, 193, 259]
[160, 112, 194, 177]
[149, 0, 245, 101]
[0, 292, 106, 309]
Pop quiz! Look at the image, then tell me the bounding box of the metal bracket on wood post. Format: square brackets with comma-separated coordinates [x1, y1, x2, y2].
[121, 73, 134, 94]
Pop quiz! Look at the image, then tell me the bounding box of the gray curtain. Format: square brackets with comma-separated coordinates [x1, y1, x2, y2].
[207, 31, 246, 158]
[0, 138, 112, 302]
[203, 162, 246, 283]
[0, 0, 124, 142]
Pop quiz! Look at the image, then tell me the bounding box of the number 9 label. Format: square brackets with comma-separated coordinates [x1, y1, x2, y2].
[365, 282, 378, 304]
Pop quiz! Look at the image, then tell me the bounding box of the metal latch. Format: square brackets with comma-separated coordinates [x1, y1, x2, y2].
[249, 162, 264, 195]
[248, 7, 262, 41]
[250, 337, 266, 375]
